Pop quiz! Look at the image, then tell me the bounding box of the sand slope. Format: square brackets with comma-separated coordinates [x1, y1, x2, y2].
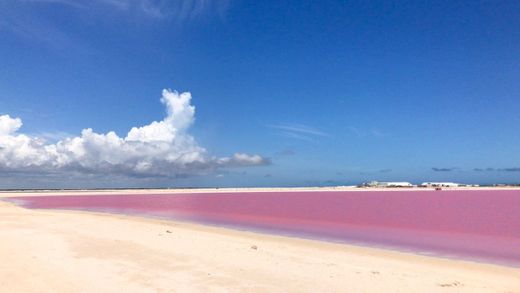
[0, 201, 519, 292]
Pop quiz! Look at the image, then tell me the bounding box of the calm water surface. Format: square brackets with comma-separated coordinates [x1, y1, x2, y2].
[5, 189, 520, 266]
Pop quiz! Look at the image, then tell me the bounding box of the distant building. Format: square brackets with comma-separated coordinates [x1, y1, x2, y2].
[361, 181, 413, 188]
[378, 182, 413, 188]
[361, 181, 380, 187]
[419, 182, 463, 188]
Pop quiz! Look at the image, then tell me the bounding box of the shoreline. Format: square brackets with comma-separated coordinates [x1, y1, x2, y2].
[23, 205, 520, 269]
[2, 185, 520, 197]
[5, 187, 520, 268]
[22, 203, 520, 271]
[1, 201, 519, 292]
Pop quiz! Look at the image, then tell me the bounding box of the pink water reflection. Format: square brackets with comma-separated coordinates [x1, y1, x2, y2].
[6, 189, 520, 266]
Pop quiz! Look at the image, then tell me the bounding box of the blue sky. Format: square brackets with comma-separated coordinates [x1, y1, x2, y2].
[1, 0, 519, 188]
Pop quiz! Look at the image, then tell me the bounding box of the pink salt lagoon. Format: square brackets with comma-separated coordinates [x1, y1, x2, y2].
[5, 189, 520, 266]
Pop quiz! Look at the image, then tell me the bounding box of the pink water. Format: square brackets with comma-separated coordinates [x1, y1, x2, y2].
[5, 189, 520, 266]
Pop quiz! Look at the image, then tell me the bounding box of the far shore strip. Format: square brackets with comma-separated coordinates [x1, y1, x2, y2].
[2, 186, 520, 197]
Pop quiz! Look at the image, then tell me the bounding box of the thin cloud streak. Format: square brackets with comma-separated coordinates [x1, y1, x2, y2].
[274, 131, 314, 142]
[432, 167, 458, 172]
[18, 0, 231, 20]
[348, 126, 390, 138]
[1, 0, 231, 49]
[34, 131, 75, 143]
[275, 149, 295, 156]
[268, 123, 329, 137]
[268, 123, 330, 142]
[474, 167, 520, 172]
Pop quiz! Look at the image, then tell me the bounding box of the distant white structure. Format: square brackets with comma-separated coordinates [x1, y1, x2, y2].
[378, 182, 413, 187]
[362, 181, 413, 188]
[420, 182, 463, 188]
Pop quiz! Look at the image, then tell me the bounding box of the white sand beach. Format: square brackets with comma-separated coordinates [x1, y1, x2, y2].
[0, 191, 519, 292]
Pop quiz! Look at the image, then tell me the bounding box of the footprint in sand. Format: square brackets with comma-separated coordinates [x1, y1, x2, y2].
[438, 281, 463, 287]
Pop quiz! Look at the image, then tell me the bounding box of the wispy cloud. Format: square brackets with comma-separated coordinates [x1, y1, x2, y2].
[0, 3, 80, 50]
[474, 167, 520, 172]
[274, 131, 314, 142]
[21, 0, 87, 8]
[34, 131, 74, 143]
[275, 149, 296, 156]
[25, 0, 231, 20]
[370, 129, 390, 137]
[499, 167, 520, 172]
[1, 0, 231, 49]
[269, 123, 329, 137]
[432, 167, 458, 172]
[348, 126, 390, 138]
[358, 168, 392, 175]
[268, 123, 330, 141]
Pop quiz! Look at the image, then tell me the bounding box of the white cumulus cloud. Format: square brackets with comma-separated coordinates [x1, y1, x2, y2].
[0, 89, 269, 179]
[0, 115, 23, 135]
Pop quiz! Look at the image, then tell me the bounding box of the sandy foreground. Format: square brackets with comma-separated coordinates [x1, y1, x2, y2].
[1, 196, 519, 292]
